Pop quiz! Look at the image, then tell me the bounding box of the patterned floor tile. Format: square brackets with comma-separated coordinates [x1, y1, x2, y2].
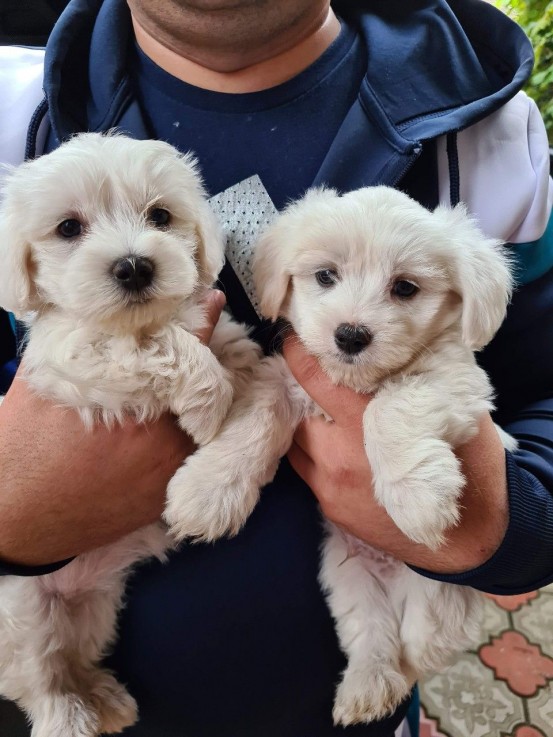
[479, 631, 553, 696]
[419, 706, 448, 737]
[512, 594, 553, 657]
[486, 592, 539, 612]
[481, 595, 511, 639]
[420, 652, 525, 736]
[420, 589, 553, 737]
[502, 726, 549, 737]
[525, 686, 553, 734]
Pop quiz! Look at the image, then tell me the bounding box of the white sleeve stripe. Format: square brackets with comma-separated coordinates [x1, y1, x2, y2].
[438, 92, 553, 244]
[0, 47, 46, 168]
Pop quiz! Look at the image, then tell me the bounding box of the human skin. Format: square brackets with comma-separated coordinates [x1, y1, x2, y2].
[128, 0, 340, 89]
[0, 290, 225, 565]
[0, 0, 509, 571]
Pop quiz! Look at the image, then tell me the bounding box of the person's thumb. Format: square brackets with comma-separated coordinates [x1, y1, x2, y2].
[196, 289, 226, 345]
[282, 333, 371, 427]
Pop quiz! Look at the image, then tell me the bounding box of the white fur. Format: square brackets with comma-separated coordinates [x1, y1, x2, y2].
[170, 186, 515, 724]
[0, 133, 261, 736]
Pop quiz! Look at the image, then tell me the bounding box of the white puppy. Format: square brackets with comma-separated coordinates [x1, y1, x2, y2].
[167, 186, 515, 724]
[0, 133, 260, 737]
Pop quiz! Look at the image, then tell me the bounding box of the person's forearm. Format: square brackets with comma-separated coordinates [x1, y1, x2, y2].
[0, 291, 224, 568]
[414, 399, 553, 594]
[0, 381, 191, 566]
[290, 413, 508, 574]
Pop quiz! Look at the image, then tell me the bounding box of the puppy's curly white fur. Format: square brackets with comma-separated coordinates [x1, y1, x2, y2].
[0, 133, 261, 736]
[172, 186, 515, 724]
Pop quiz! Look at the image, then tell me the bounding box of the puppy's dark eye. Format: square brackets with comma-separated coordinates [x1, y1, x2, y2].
[57, 219, 82, 238]
[392, 279, 419, 299]
[149, 208, 171, 228]
[315, 269, 338, 287]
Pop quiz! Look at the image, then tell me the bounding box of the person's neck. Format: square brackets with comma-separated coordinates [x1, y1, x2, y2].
[131, 9, 340, 94]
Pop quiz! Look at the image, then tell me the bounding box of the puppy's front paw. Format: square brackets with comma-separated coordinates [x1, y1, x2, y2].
[164, 456, 259, 543]
[177, 373, 234, 446]
[387, 493, 461, 550]
[332, 665, 410, 726]
[377, 441, 464, 549]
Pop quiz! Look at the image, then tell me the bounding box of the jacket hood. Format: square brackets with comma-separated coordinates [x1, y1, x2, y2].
[335, 0, 533, 139]
[43, 0, 533, 147]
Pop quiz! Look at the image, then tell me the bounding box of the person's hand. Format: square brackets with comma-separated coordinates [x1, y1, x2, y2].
[0, 290, 226, 566]
[283, 336, 509, 574]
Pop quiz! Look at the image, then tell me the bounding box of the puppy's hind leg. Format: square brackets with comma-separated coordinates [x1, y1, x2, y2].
[0, 578, 101, 737]
[398, 570, 482, 681]
[25, 669, 137, 737]
[320, 524, 411, 726]
[21, 592, 136, 737]
[27, 527, 168, 736]
[80, 670, 138, 735]
[28, 692, 101, 737]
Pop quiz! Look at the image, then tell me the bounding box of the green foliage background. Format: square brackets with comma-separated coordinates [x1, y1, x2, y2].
[494, 0, 553, 143]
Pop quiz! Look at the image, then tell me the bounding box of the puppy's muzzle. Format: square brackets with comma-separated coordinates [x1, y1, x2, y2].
[334, 323, 372, 355]
[111, 256, 154, 293]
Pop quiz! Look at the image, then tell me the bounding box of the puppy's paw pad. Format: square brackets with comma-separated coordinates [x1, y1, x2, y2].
[333, 667, 409, 726]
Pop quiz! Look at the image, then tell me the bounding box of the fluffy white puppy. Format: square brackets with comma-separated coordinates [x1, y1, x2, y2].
[0, 133, 260, 737]
[168, 186, 515, 724]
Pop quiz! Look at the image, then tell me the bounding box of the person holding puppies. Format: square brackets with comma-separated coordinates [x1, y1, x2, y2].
[0, 1, 552, 736]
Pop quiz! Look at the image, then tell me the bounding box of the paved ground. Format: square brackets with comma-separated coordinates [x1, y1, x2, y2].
[419, 585, 553, 737]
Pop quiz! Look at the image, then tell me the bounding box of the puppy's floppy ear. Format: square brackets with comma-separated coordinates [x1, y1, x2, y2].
[254, 187, 340, 321]
[253, 221, 292, 322]
[171, 150, 225, 285]
[195, 202, 225, 285]
[433, 204, 513, 350]
[0, 186, 40, 317]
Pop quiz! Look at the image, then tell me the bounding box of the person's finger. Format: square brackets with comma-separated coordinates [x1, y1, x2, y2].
[282, 334, 371, 426]
[196, 289, 226, 345]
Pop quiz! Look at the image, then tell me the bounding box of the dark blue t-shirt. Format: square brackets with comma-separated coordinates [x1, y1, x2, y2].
[131, 18, 366, 210]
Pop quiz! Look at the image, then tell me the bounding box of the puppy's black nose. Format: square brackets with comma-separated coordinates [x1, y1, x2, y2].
[111, 257, 154, 291]
[334, 323, 372, 355]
